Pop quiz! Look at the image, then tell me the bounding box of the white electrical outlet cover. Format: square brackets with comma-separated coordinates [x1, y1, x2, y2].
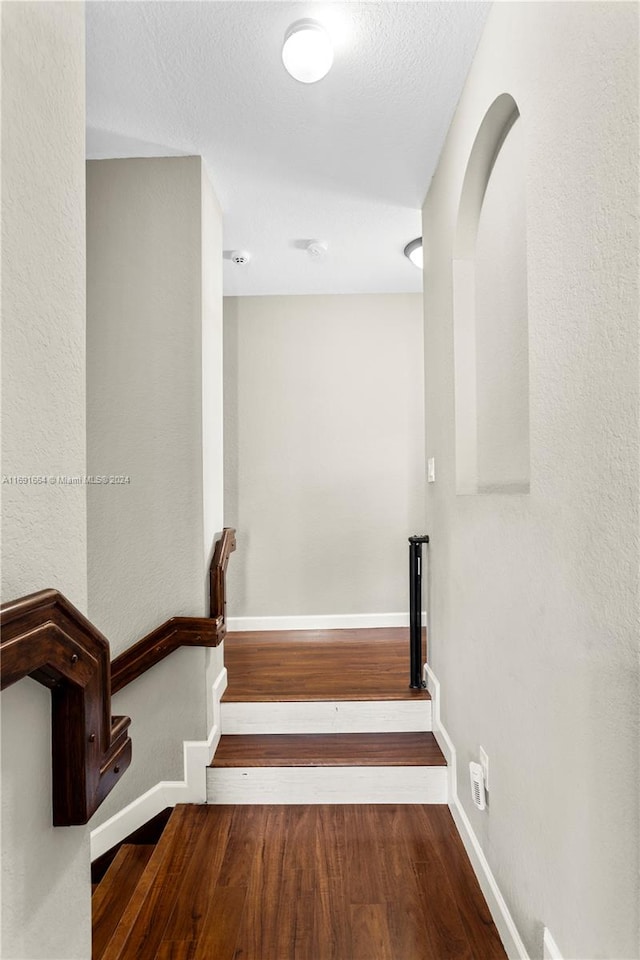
[469, 761, 486, 811]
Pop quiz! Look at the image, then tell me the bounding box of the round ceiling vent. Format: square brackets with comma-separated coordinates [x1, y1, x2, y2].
[231, 250, 251, 265]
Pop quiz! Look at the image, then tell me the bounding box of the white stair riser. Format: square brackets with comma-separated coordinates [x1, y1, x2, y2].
[221, 699, 432, 735]
[207, 765, 447, 804]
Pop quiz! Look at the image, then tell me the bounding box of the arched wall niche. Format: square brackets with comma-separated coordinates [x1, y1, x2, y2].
[453, 93, 530, 495]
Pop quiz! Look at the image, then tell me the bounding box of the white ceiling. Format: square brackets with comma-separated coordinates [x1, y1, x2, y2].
[86, 1, 490, 297]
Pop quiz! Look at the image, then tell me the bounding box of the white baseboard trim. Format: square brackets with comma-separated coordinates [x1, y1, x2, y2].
[206, 765, 447, 805]
[227, 612, 425, 632]
[90, 667, 227, 861]
[221, 698, 432, 735]
[543, 928, 564, 960]
[425, 664, 530, 960]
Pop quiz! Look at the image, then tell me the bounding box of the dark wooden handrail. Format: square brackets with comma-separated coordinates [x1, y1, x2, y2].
[111, 615, 222, 694]
[0, 589, 131, 826]
[111, 527, 236, 692]
[210, 526, 237, 628]
[0, 527, 236, 826]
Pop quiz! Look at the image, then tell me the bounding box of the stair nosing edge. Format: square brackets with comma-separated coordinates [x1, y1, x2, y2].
[98, 806, 186, 960]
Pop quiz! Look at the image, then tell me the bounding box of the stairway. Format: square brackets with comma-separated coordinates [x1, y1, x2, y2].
[92, 802, 508, 960]
[207, 628, 447, 804]
[90, 632, 509, 959]
[92, 844, 155, 960]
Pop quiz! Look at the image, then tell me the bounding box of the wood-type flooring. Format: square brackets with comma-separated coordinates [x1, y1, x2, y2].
[211, 732, 446, 768]
[222, 629, 429, 702]
[98, 803, 507, 960]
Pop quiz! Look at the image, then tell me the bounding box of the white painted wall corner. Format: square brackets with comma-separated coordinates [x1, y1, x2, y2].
[90, 666, 227, 861]
[228, 611, 426, 632]
[425, 663, 530, 960]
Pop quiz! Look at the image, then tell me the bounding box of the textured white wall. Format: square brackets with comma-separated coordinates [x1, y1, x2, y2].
[224, 293, 425, 618]
[86, 157, 223, 824]
[201, 165, 226, 730]
[0, 3, 91, 957]
[474, 118, 529, 492]
[1, 1, 87, 604]
[201, 163, 225, 583]
[422, 3, 639, 958]
[87, 157, 205, 648]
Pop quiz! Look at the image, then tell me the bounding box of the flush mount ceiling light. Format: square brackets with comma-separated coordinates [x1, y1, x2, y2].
[282, 19, 333, 84]
[404, 238, 423, 269]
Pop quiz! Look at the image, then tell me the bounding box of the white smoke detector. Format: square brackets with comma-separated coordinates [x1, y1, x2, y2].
[469, 762, 486, 811]
[230, 250, 251, 265]
[306, 240, 328, 259]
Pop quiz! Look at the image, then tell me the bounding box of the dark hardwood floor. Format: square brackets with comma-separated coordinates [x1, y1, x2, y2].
[211, 732, 446, 767]
[93, 844, 155, 959]
[103, 803, 507, 960]
[223, 628, 429, 702]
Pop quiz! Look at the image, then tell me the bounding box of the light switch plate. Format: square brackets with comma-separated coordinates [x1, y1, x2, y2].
[479, 746, 489, 791]
[427, 457, 435, 482]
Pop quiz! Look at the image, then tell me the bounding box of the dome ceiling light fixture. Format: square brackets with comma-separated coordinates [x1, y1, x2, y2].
[282, 19, 333, 84]
[404, 237, 423, 269]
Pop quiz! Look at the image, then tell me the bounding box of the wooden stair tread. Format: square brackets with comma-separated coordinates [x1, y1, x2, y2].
[223, 629, 430, 702]
[92, 843, 155, 960]
[211, 732, 446, 767]
[98, 804, 507, 960]
[99, 804, 203, 960]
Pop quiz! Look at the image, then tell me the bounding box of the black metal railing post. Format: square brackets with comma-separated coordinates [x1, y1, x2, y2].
[408, 534, 429, 689]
